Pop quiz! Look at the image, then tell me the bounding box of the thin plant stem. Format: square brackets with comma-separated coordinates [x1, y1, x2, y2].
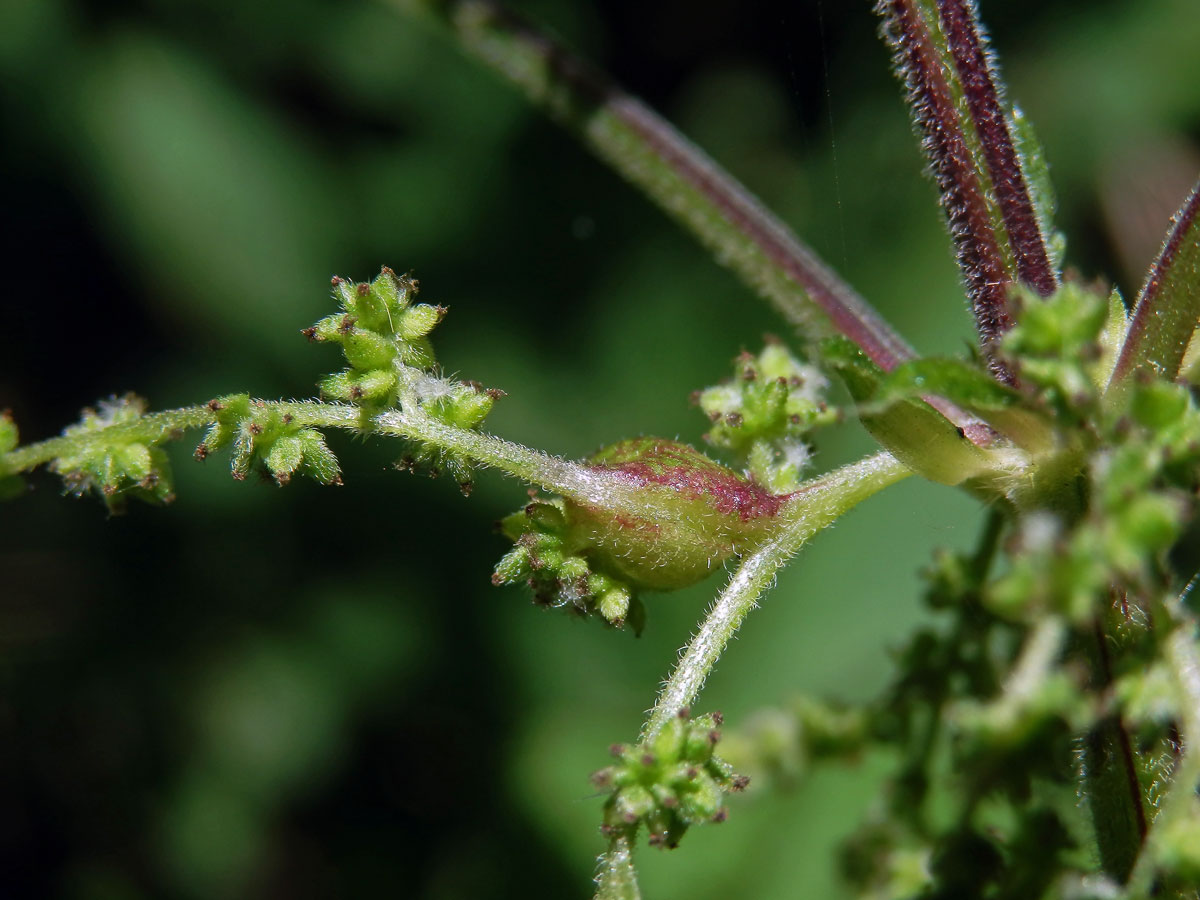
[639, 451, 911, 740]
[935, 0, 1057, 296]
[594, 833, 640, 900]
[588, 452, 910, 898]
[878, 0, 1015, 372]
[389, 0, 918, 374]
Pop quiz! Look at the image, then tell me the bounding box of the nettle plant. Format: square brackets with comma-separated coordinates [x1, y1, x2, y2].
[4, 1, 1200, 898]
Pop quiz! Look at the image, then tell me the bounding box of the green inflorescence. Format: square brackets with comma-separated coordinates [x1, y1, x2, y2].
[306, 267, 442, 408]
[307, 266, 502, 490]
[50, 394, 177, 512]
[195, 394, 341, 486]
[693, 340, 839, 492]
[0, 410, 24, 500]
[712, 282, 1200, 897]
[492, 494, 643, 633]
[591, 709, 748, 850]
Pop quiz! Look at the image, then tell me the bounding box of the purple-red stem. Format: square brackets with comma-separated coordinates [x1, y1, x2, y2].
[608, 96, 916, 372]
[937, 0, 1057, 297]
[879, 0, 1016, 379]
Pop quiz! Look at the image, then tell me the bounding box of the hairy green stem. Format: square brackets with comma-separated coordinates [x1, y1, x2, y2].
[589, 452, 910, 898]
[7, 397, 842, 539]
[594, 834, 641, 900]
[0, 404, 216, 476]
[0, 397, 608, 499]
[638, 451, 911, 741]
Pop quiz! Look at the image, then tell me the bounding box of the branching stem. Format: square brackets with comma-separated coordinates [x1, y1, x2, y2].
[588, 452, 911, 898]
[640, 451, 912, 740]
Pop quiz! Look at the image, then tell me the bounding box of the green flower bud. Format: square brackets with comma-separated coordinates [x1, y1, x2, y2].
[650, 715, 688, 761]
[397, 303, 446, 341]
[0, 410, 17, 454]
[1156, 809, 1200, 880]
[593, 709, 745, 850]
[423, 383, 496, 430]
[695, 342, 836, 491]
[52, 394, 177, 512]
[201, 398, 340, 486]
[609, 784, 656, 826]
[340, 328, 398, 371]
[677, 771, 723, 823]
[320, 369, 399, 405]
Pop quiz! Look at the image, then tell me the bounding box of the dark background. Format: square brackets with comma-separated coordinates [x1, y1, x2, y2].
[1, 1, 1198, 897]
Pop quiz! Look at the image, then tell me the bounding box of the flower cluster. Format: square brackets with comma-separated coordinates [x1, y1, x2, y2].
[50, 394, 176, 512]
[592, 709, 747, 849]
[492, 494, 642, 632]
[305, 267, 443, 409]
[307, 266, 502, 489]
[693, 341, 837, 491]
[195, 395, 340, 486]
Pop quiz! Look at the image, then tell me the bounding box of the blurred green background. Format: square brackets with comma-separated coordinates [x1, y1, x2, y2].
[1, 0, 1197, 896]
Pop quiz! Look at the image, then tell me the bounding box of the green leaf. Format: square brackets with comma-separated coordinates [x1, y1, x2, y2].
[875, 358, 1053, 452]
[824, 340, 991, 485]
[1108, 180, 1200, 393]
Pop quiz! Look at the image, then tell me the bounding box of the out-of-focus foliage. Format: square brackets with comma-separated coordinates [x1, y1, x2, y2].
[0, 0, 1197, 897]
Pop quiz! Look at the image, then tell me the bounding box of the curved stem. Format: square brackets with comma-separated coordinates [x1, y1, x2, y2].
[639, 451, 912, 740]
[390, 0, 918, 373]
[4, 396, 780, 532]
[589, 452, 909, 898]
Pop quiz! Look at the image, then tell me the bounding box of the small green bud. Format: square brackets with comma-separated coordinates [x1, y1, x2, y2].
[264, 434, 305, 483]
[595, 710, 744, 849]
[0, 410, 17, 454]
[695, 342, 835, 490]
[397, 303, 445, 341]
[398, 336, 436, 369]
[424, 385, 495, 430]
[684, 721, 720, 763]
[308, 313, 352, 344]
[1130, 380, 1190, 430]
[53, 394, 177, 511]
[296, 429, 341, 484]
[341, 329, 398, 371]
[321, 368, 399, 404]
[651, 716, 688, 761]
[1156, 809, 1200, 880]
[365, 266, 413, 315]
[593, 578, 632, 627]
[609, 784, 656, 826]
[677, 771, 723, 823]
[203, 399, 340, 486]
